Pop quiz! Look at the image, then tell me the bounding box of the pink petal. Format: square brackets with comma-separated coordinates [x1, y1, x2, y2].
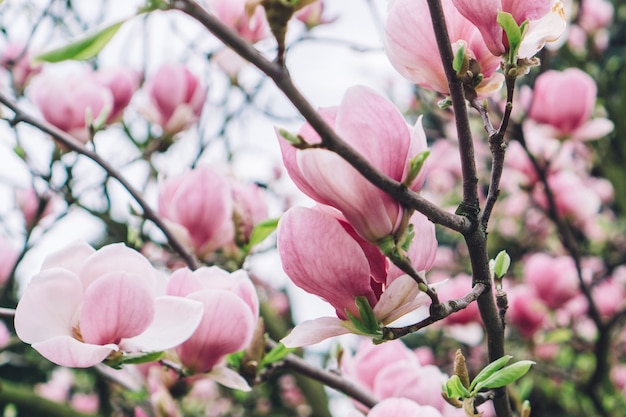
[277, 206, 377, 319]
[572, 118, 614, 141]
[79, 243, 157, 291]
[14, 268, 83, 344]
[176, 290, 254, 373]
[373, 275, 429, 325]
[281, 317, 350, 348]
[80, 272, 155, 345]
[208, 364, 252, 391]
[369, 398, 443, 417]
[41, 242, 95, 275]
[120, 296, 204, 352]
[32, 335, 117, 368]
[167, 267, 204, 297]
[451, 0, 504, 55]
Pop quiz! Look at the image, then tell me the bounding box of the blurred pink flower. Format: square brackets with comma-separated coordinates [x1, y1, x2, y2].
[278, 85, 429, 242]
[368, 398, 444, 417]
[167, 267, 258, 380]
[528, 68, 613, 140]
[524, 253, 580, 309]
[14, 243, 204, 368]
[144, 64, 207, 135]
[295, 0, 335, 30]
[342, 340, 461, 416]
[507, 285, 547, 338]
[579, 0, 613, 33]
[158, 167, 235, 258]
[0, 44, 42, 92]
[92, 68, 139, 122]
[451, 0, 566, 58]
[207, 0, 269, 43]
[278, 206, 433, 347]
[437, 274, 481, 325]
[385, 0, 503, 96]
[30, 73, 113, 143]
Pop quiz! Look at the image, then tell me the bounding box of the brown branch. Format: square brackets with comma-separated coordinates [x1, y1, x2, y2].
[169, 0, 470, 235]
[0, 93, 200, 270]
[382, 282, 487, 340]
[265, 340, 379, 409]
[424, 1, 510, 416]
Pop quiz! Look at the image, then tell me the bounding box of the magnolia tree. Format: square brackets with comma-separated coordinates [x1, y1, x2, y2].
[0, 0, 625, 416]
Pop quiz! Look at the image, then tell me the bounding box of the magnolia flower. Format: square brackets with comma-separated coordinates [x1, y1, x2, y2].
[205, 0, 269, 43]
[30, 73, 113, 143]
[144, 64, 207, 135]
[368, 398, 444, 417]
[167, 267, 258, 390]
[158, 167, 235, 258]
[29, 68, 137, 142]
[278, 206, 433, 347]
[451, 0, 566, 59]
[528, 68, 613, 141]
[278, 85, 429, 242]
[14, 243, 204, 368]
[385, 0, 503, 96]
[523, 253, 579, 309]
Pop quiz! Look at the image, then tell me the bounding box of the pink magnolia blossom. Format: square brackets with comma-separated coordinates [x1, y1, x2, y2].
[507, 285, 547, 338]
[451, 0, 566, 58]
[0, 44, 42, 92]
[278, 85, 429, 242]
[368, 398, 444, 417]
[30, 73, 113, 143]
[342, 340, 457, 415]
[385, 0, 503, 96]
[579, 0, 614, 33]
[295, 0, 335, 30]
[92, 68, 139, 122]
[278, 206, 433, 347]
[167, 267, 258, 385]
[144, 64, 207, 135]
[524, 253, 580, 309]
[14, 243, 204, 368]
[528, 68, 613, 140]
[437, 274, 481, 325]
[206, 0, 269, 43]
[158, 167, 235, 258]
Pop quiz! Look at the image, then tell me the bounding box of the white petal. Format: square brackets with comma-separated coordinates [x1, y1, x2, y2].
[120, 296, 203, 352]
[208, 365, 251, 391]
[373, 275, 430, 325]
[281, 317, 350, 348]
[33, 335, 117, 368]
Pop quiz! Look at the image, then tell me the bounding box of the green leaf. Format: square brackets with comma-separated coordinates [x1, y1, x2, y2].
[470, 355, 512, 391]
[278, 128, 306, 148]
[497, 11, 522, 63]
[404, 150, 430, 187]
[120, 351, 164, 365]
[226, 351, 245, 368]
[259, 342, 297, 368]
[452, 43, 466, 75]
[35, 19, 126, 63]
[472, 360, 535, 393]
[493, 250, 511, 278]
[345, 297, 380, 336]
[244, 217, 280, 252]
[444, 375, 470, 399]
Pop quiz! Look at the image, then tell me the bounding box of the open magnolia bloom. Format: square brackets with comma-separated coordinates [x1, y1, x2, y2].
[277, 85, 429, 243]
[14, 243, 204, 368]
[278, 206, 434, 347]
[385, 0, 503, 96]
[451, 0, 566, 59]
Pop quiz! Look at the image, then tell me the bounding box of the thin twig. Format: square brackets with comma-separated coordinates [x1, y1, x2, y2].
[266, 340, 379, 409]
[382, 282, 487, 339]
